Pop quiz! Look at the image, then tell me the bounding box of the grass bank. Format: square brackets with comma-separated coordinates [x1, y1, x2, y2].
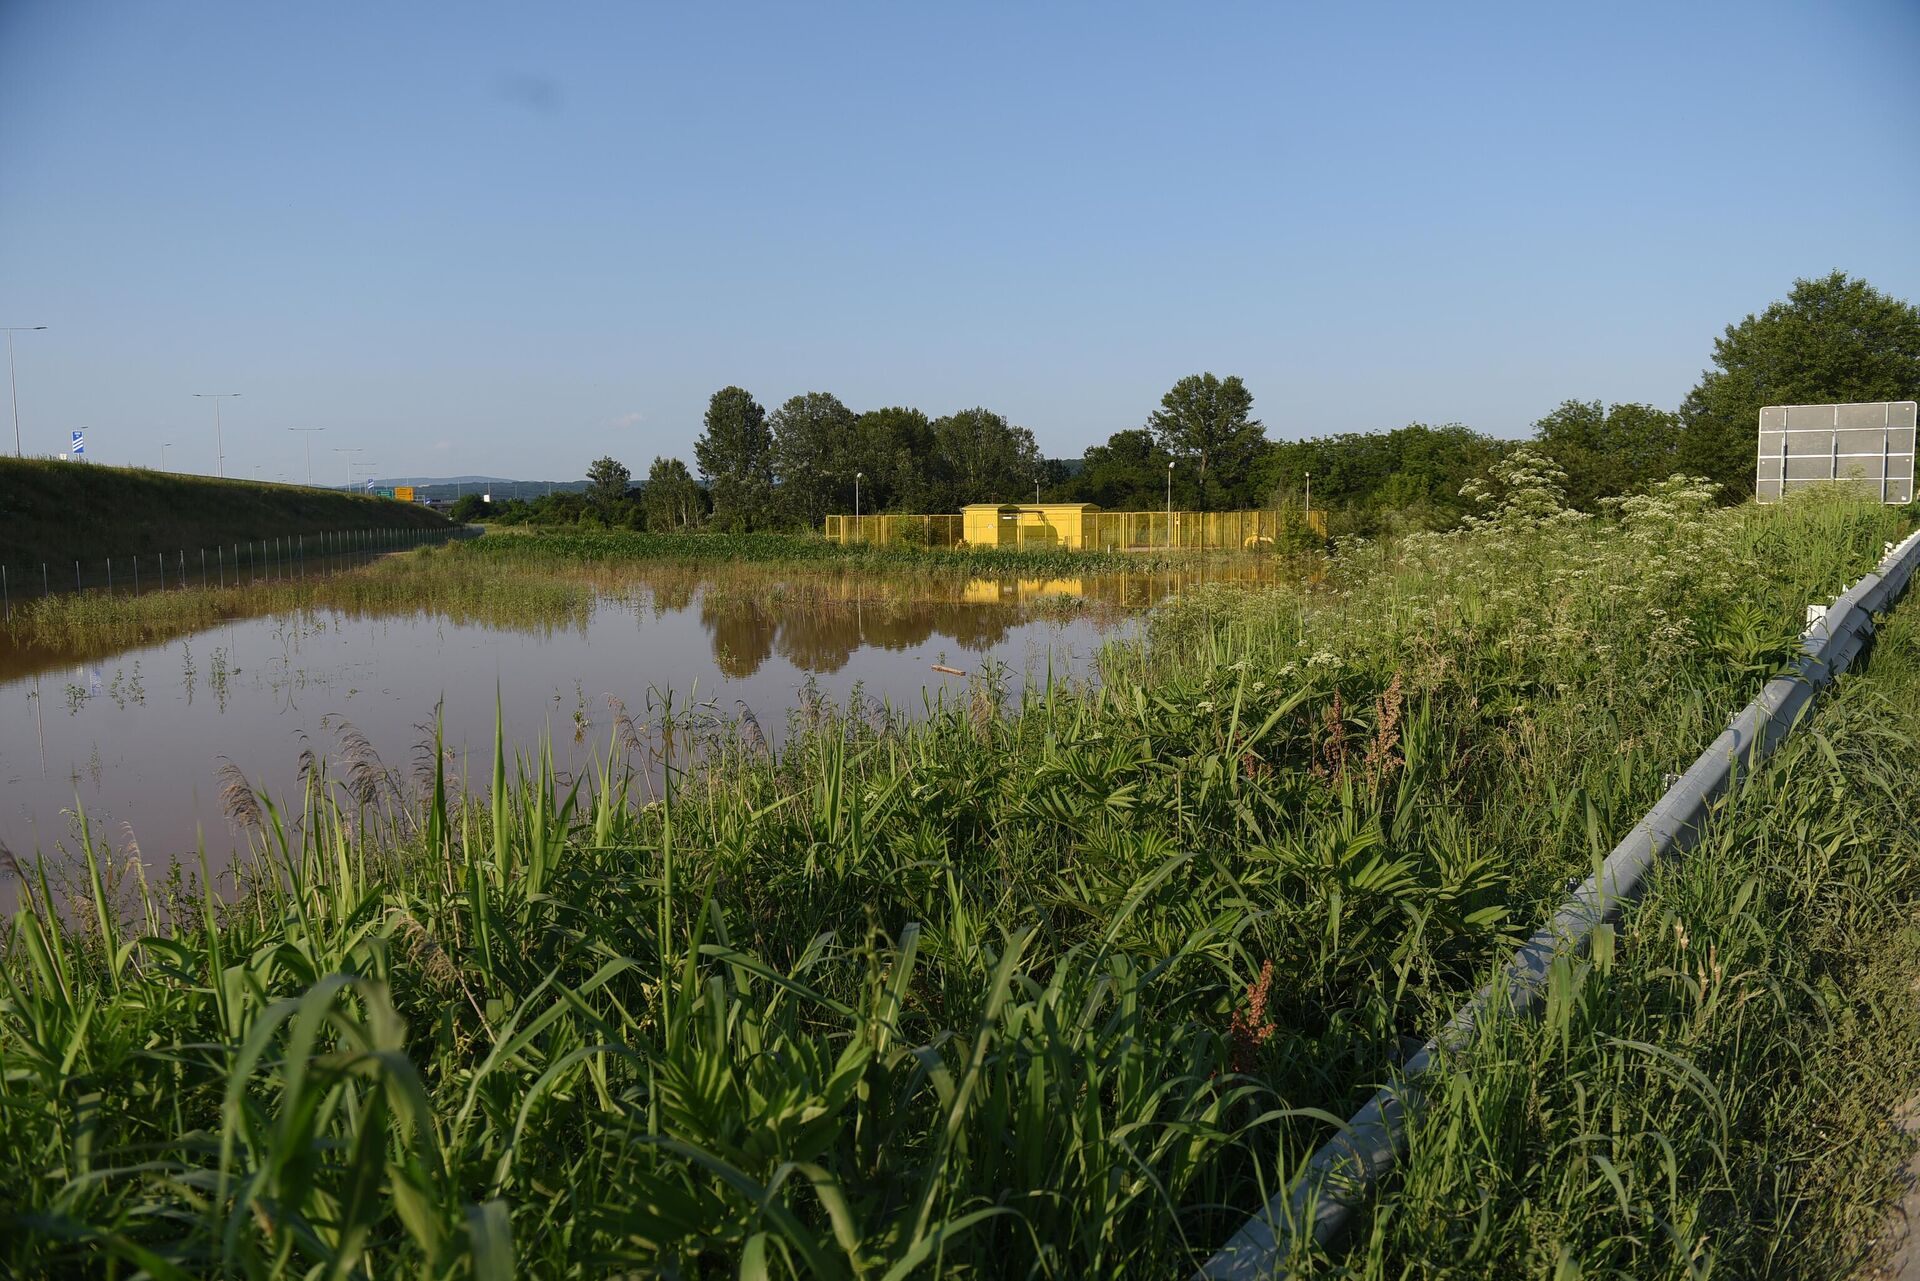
[1323, 603, 1920, 1278]
[0, 480, 1910, 1276]
[0, 457, 449, 574]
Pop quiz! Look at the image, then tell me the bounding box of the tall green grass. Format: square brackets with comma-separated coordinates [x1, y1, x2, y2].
[1318, 606, 1920, 1278]
[0, 485, 1909, 1276]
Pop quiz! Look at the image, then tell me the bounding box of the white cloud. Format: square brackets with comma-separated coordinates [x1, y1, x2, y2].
[609, 411, 646, 429]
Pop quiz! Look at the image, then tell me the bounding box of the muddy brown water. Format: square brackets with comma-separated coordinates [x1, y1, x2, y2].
[0, 562, 1285, 903]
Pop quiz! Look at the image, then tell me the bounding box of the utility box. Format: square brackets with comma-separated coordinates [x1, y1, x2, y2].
[962, 502, 1103, 548]
[962, 504, 1019, 546]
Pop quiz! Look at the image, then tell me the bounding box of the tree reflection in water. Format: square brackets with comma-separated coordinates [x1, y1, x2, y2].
[682, 560, 1291, 677]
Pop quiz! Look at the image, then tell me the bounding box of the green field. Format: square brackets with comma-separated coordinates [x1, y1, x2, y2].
[2, 478, 1917, 1276]
[0, 457, 449, 572]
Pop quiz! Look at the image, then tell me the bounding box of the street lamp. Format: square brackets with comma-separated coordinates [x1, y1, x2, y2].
[1304, 470, 1312, 532]
[855, 471, 863, 519]
[193, 393, 241, 477]
[4, 325, 48, 458]
[161, 441, 172, 470]
[332, 446, 363, 490]
[1167, 459, 1175, 550]
[287, 426, 326, 484]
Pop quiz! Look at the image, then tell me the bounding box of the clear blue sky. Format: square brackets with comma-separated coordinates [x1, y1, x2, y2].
[3, 1, 1916, 484]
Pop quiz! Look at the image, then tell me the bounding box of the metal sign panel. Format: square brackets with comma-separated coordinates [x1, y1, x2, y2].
[70, 429, 85, 457]
[1757, 401, 1916, 504]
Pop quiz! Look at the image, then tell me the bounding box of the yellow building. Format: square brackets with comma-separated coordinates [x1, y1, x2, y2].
[960, 502, 1103, 549]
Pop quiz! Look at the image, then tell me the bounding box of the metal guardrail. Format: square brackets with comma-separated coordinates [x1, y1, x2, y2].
[1199, 526, 1920, 1280]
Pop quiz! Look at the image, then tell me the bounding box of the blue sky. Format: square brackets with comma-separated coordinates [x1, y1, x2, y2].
[2, 1, 1916, 483]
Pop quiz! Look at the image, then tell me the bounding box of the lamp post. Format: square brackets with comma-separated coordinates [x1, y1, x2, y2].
[1304, 470, 1312, 531]
[4, 325, 48, 458]
[193, 393, 241, 477]
[1167, 459, 1175, 550]
[332, 446, 363, 490]
[161, 441, 172, 470]
[287, 426, 326, 484]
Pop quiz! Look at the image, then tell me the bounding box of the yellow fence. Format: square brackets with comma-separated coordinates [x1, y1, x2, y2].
[824, 507, 1326, 550]
[824, 514, 966, 547]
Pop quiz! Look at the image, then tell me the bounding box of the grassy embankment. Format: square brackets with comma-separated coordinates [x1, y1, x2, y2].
[1337, 601, 1920, 1278]
[0, 456, 449, 587]
[1, 482, 1914, 1276]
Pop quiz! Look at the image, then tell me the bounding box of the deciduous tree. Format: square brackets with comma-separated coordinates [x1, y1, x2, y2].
[694, 386, 774, 531]
[1532, 400, 1681, 510]
[1147, 373, 1266, 509]
[585, 456, 632, 523]
[642, 456, 706, 531]
[851, 406, 938, 511]
[1071, 428, 1185, 509]
[928, 408, 1041, 508]
[1679, 272, 1920, 495]
[770, 391, 859, 529]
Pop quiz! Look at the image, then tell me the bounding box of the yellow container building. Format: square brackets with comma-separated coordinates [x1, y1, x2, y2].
[961, 502, 1103, 549]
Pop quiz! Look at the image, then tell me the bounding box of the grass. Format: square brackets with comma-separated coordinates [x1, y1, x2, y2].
[465, 525, 1250, 577]
[0, 479, 1913, 1276]
[0, 457, 449, 575]
[1322, 604, 1920, 1278]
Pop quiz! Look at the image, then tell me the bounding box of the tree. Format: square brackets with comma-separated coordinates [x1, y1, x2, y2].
[1680, 272, 1920, 495]
[770, 391, 859, 529]
[694, 387, 774, 531]
[928, 408, 1042, 508]
[1532, 400, 1682, 510]
[1071, 428, 1184, 509]
[1147, 373, 1266, 509]
[447, 493, 491, 523]
[642, 456, 706, 532]
[585, 456, 632, 523]
[851, 407, 938, 511]
[1255, 423, 1507, 534]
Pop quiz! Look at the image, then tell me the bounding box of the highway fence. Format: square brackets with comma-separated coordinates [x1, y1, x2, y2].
[0, 525, 467, 623]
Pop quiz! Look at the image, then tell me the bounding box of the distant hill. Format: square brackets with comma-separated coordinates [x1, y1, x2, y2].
[1, 457, 448, 573]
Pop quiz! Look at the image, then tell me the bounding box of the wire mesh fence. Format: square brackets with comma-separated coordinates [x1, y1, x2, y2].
[824, 507, 1326, 550]
[0, 525, 464, 623]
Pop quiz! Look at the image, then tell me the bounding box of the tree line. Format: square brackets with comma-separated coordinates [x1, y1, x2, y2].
[462, 272, 1920, 535]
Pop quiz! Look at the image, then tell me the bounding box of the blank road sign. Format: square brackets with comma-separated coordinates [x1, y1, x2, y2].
[1756, 401, 1916, 504]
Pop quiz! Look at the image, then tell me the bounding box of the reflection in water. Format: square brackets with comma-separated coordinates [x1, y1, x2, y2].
[0, 559, 1294, 892]
[704, 596, 1031, 676]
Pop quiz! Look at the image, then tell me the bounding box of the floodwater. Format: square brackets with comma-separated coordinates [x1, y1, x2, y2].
[0, 562, 1280, 895]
